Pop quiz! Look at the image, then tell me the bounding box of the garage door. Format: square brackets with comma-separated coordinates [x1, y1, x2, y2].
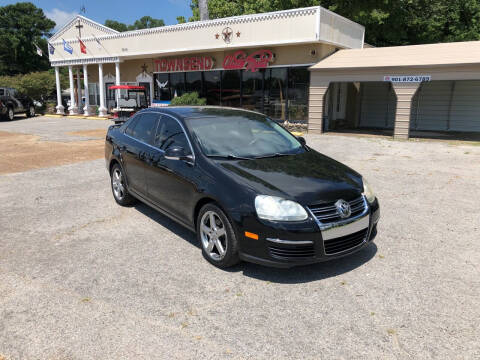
[449, 81, 480, 132]
[410, 81, 452, 131]
[411, 80, 480, 132]
[359, 82, 396, 129]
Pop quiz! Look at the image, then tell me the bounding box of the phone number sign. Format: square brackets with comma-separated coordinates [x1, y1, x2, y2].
[384, 75, 431, 83]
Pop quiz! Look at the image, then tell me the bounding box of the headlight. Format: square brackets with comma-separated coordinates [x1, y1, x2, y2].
[255, 195, 308, 221]
[362, 178, 376, 203]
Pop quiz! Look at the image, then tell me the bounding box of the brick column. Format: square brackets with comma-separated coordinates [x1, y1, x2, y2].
[391, 82, 421, 140]
[308, 74, 330, 134]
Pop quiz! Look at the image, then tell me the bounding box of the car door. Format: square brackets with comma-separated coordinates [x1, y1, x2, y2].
[144, 115, 198, 221]
[8, 89, 24, 113]
[121, 113, 159, 196]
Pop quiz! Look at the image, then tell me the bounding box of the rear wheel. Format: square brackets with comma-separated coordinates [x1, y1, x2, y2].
[110, 163, 136, 206]
[27, 105, 35, 117]
[7, 107, 14, 121]
[197, 203, 240, 268]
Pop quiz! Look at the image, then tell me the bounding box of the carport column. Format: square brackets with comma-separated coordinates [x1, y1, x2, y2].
[97, 63, 107, 117]
[308, 74, 330, 134]
[391, 82, 421, 140]
[68, 66, 78, 115]
[76, 68, 82, 114]
[82, 64, 91, 116]
[115, 61, 121, 110]
[54, 66, 64, 115]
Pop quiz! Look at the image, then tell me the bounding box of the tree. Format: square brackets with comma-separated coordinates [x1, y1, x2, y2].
[131, 16, 165, 30]
[187, 0, 480, 47]
[104, 16, 165, 32]
[176, 16, 187, 24]
[104, 19, 129, 32]
[0, 2, 56, 75]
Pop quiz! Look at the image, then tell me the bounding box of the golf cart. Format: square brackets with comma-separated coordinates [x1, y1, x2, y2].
[109, 85, 149, 124]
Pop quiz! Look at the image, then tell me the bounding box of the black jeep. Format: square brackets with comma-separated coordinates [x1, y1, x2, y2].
[0, 87, 36, 121]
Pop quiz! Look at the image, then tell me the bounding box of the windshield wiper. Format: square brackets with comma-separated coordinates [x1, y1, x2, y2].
[253, 153, 292, 159]
[207, 154, 253, 160]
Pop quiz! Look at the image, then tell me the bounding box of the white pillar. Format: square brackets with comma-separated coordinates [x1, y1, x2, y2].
[83, 64, 91, 116]
[68, 66, 78, 114]
[115, 61, 121, 109]
[76, 68, 82, 114]
[54, 66, 65, 115]
[98, 63, 107, 117]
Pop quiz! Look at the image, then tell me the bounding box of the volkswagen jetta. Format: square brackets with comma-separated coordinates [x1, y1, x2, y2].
[105, 107, 380, 268]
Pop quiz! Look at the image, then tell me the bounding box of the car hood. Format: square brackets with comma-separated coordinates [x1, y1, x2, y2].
[217, 150, 363, 205]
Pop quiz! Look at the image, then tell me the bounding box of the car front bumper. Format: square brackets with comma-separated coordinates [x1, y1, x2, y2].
[233, 198, 380, 268]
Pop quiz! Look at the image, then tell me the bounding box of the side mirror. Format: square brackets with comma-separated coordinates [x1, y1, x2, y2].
[297, 136, 306, 146]
[165, 146, 193, 163]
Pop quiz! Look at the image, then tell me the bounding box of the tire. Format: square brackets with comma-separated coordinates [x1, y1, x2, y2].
[26, 105, 35, 117]
[110, 163, 136, 206]
[6, 107, 14, 121]
[197, 203, 240, 268]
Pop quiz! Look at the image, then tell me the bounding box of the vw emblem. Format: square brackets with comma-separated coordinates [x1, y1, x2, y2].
[335, 199, 351, 219]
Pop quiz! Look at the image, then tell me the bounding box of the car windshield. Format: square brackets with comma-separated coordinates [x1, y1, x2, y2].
[186, 112, 305, 158]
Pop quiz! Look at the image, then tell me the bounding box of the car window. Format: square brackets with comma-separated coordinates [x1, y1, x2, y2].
[124, 115, 140, 136]
[0, 89, 4, 96]
[154, 116, 191, 154]
[131, 113, 159, 145]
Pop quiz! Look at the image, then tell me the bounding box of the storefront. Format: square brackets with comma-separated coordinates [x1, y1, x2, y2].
[152, 49, 311, 123]
[47, 6, 364, 119]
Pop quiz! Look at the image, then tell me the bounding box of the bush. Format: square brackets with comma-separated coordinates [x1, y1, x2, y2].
[0, 69, 68, 102]
[169, 92, 206, 106]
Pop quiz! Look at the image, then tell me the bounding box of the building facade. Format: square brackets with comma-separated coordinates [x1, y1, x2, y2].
[48, 7, 365, 121]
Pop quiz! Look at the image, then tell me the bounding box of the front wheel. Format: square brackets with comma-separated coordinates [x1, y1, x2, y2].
[110, 163, 136, 206]
[197, 203, 240, 268]
[27, 105, 35, 117]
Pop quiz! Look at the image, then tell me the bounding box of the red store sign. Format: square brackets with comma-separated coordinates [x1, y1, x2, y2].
[223, 49, 274, 72]
[155, 56, 215, 72]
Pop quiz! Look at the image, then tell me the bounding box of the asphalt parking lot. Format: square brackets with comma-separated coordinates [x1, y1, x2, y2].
[1, 116, 479, 359]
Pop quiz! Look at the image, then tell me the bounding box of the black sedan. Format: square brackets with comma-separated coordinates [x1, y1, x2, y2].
[105, 107, 380, 268]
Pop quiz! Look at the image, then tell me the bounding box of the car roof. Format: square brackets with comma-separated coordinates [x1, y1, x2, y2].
[142, 106, 265, 120]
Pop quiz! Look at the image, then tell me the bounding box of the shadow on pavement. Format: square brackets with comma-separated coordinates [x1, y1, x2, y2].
[134, 202, 377, 284]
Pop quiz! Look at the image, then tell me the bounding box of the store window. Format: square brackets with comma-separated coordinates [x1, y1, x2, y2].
[170, 72, 186, 98]
[154, 73, 171, 101]
[204, 71, 221, 106]
[88, 83, 99, 105]
[186, 72, 203, 96]
[287, 67, 309, 122]
[264, 68, 288, 122]
[222, 70, 241, 107]
[242, 70, 264, 113]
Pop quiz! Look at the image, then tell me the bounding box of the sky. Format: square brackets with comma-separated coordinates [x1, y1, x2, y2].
[2, 0, 193, 31]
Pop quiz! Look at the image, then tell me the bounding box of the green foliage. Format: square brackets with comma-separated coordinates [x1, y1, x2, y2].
[177, 16, 187, 24]
[0, 69, 68, 102]
[104, 19, 129, 32]
[104, 16, 165, 32]
[169, 92, 207, 106]
[0, 2, 56, 75]
[188, 0, 480, 47]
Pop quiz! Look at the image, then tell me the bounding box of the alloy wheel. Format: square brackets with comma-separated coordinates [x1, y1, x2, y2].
[8, 108, 14, 120]
[112, 168, 125, 200]
[29, 106, 35, 117]
[200, 210, 227, 261]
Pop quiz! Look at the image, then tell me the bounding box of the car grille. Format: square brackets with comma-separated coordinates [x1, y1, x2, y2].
[269, 244, 315, 260]
[308, 196, 366, 224]
[323, 228, 368, 255]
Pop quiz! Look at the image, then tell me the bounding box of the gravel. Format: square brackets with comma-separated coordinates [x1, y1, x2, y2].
[0, 118, 479, 359]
